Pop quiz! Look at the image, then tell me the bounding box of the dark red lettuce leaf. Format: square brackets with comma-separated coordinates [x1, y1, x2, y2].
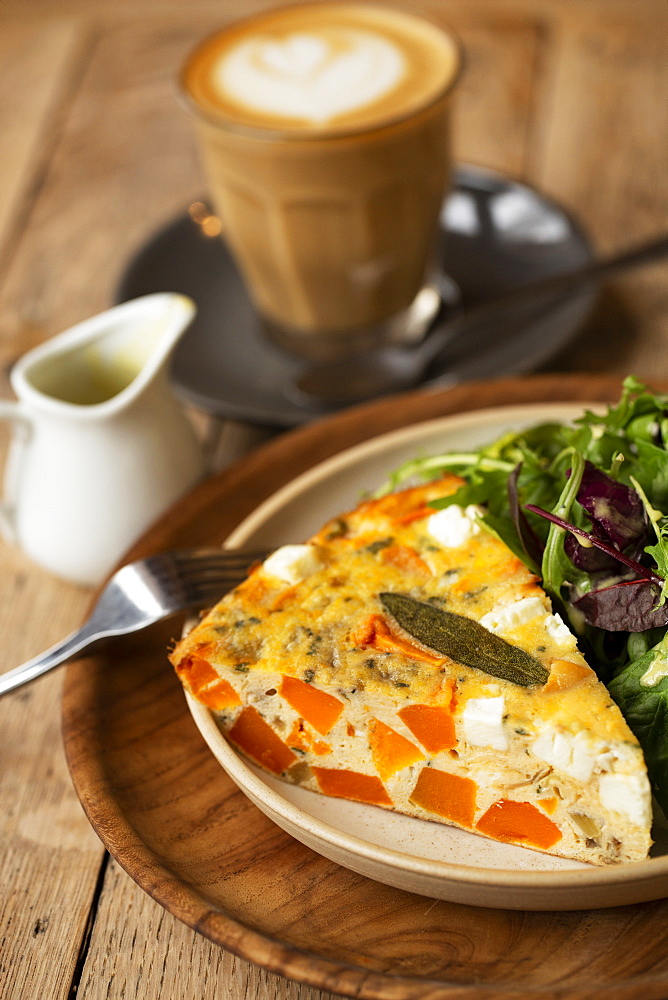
[574, 579, 668, 631]
[575, 461, 647, 549]
[564, 533, 620, 573]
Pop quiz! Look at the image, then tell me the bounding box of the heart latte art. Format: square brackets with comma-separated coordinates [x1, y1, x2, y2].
[183, 4, 459, 133]
[215, 29, 405, 125]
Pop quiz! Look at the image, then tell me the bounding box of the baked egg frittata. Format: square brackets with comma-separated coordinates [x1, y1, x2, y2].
[170, 476, 652, 865]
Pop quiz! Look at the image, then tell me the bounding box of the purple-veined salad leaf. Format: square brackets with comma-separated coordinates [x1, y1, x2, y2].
[575, 461, 648, 550]
[562, 461, 648, 573]
[575, 579, 668, 632]
[564, 533, 621, 573]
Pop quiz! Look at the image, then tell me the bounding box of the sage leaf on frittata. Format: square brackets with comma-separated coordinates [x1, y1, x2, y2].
[380, 592, 549, 688]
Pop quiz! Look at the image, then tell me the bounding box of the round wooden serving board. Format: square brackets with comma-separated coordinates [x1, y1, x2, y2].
[63, 375, 668, 1000]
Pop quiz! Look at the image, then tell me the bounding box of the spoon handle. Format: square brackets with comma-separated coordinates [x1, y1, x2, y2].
[460, 233, 668, 322]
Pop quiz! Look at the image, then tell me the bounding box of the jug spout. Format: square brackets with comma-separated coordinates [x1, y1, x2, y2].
[13, 293, 197, 412]
[83, 292, 198, 405]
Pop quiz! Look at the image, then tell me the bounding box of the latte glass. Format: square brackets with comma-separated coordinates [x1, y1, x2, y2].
[180, 3, 461, 360]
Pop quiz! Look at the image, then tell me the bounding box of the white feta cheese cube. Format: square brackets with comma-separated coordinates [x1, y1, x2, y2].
[599, 773, 652, 827]
[479, 596, 546, 635]
[462, 696, 508, 751]
[544, 613, 574, 644]
[426, 504, 482, 548]
[531, 729, 598, 782]
[262, 544, 323, 585]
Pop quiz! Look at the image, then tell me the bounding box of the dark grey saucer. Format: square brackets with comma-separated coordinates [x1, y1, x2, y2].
[116, 165, 595, 427]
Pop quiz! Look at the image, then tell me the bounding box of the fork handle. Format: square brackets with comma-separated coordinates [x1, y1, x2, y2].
[0, 623, 99, 696]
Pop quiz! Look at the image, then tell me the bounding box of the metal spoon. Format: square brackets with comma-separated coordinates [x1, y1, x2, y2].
[293, 234, 668, 406]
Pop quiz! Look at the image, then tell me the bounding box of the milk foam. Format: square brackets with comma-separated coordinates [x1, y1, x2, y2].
[214, 28, 406, 125]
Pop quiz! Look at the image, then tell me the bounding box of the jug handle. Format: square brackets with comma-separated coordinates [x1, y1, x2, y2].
[0, 401, 32, 543]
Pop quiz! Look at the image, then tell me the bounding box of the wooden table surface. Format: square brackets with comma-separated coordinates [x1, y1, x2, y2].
[0, 2, 666, 998]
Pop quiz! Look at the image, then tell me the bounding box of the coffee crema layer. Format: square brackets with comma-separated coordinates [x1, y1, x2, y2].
[183, 3, 459, 132]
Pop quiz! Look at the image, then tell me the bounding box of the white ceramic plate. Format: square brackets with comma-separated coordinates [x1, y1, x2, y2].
[187, 403, 668, 910]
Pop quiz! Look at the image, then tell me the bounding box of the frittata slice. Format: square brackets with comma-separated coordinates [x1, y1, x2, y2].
[170, 476, 652, 865]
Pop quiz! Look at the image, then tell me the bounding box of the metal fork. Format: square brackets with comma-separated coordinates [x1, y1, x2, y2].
[0, 547, 267, 696]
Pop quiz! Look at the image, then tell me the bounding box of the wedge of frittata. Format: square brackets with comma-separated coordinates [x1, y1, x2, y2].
[170, 475, 652, 865]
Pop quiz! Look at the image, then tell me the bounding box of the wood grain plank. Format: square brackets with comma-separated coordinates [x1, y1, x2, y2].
[0, 660, 105, 1000]
[536, 13, 668, 247]
[0, 536, 105, 1000]
[0, 17, 90, 275]
[450, 16, 542, 176]
[0, 12, 212, 396]
[532, 11, 668, 378]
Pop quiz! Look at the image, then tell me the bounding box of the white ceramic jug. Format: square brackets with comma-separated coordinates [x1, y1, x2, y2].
[0, 293, 206, 584]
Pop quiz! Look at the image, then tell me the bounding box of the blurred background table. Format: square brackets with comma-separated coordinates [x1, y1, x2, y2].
[0, 1, 666, 998]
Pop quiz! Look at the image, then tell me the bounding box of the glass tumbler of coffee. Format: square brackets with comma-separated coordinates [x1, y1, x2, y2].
[180, 2, 461, 360]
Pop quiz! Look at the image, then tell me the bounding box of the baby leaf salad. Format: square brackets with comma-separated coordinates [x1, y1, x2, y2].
[382, 376, 668, 815]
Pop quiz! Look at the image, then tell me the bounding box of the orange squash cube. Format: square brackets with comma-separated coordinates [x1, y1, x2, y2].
[476, 799, 562, 850]
[279, 675, 344, 735]
[312, 767, 392, 806]
[410, 767, 477, 827]
[368, 718, 424, 781]
[229, 706, 297, 775]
